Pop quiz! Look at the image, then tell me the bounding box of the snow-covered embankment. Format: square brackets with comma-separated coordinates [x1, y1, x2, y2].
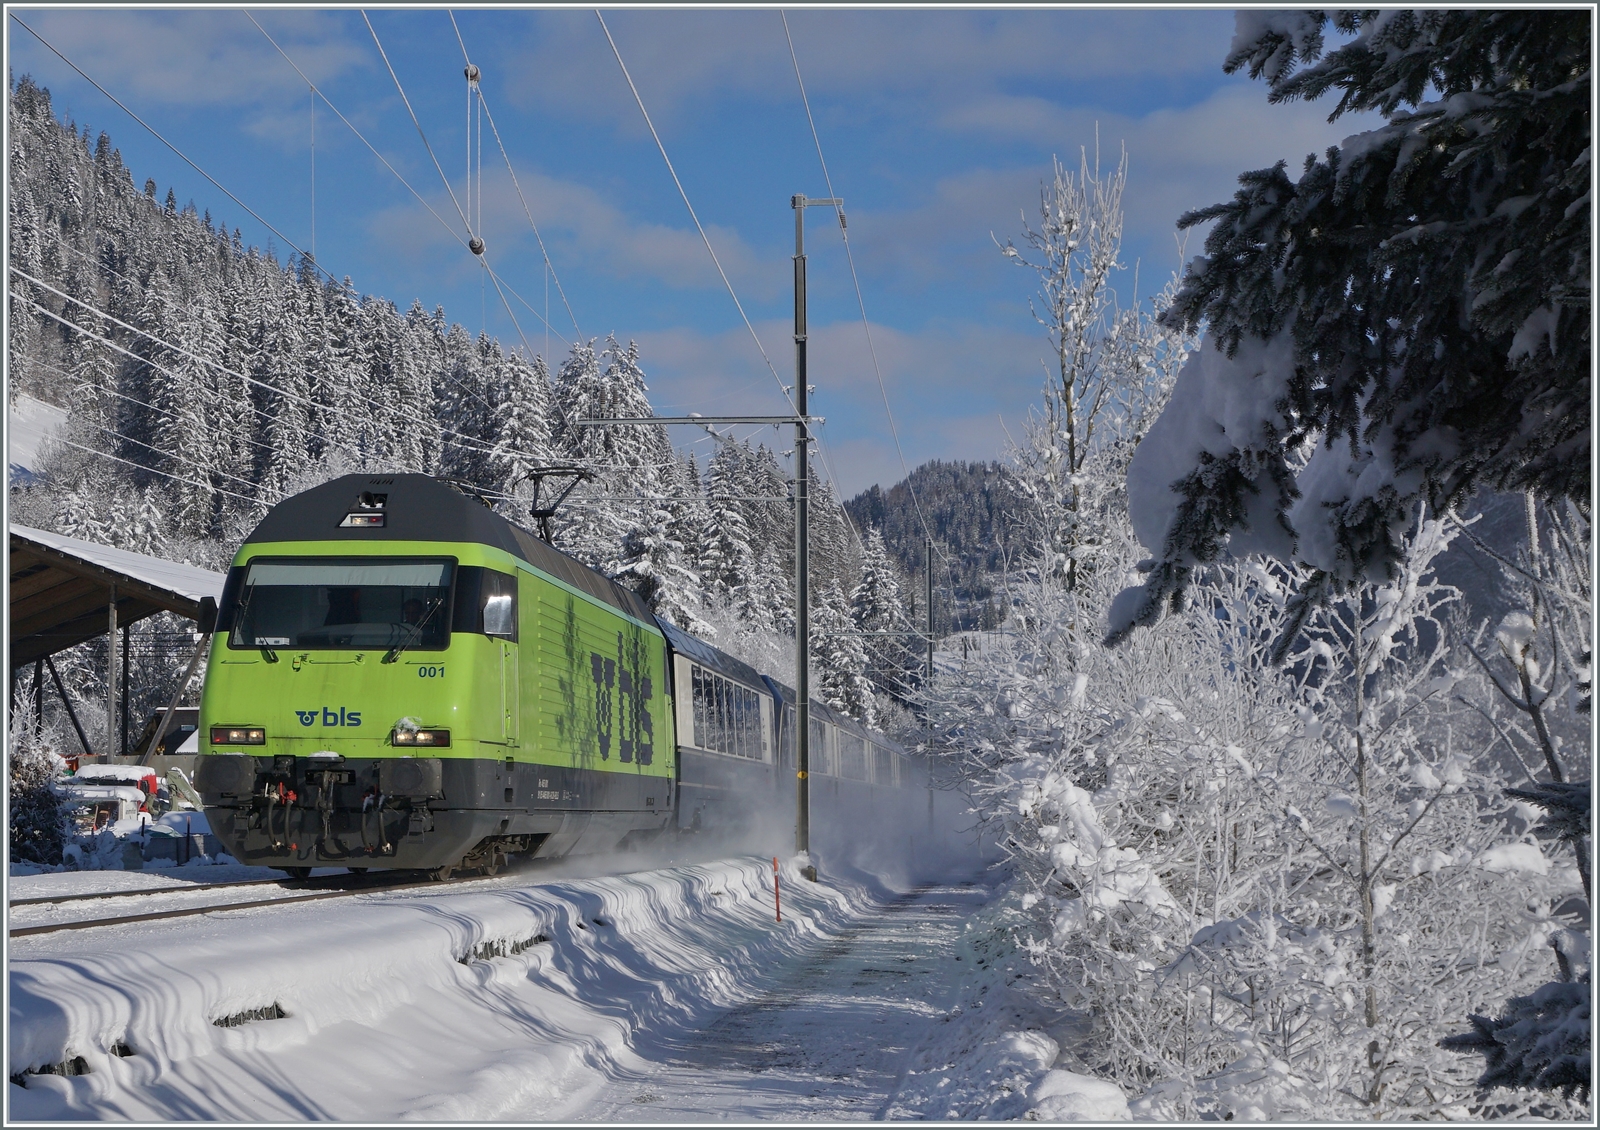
[11, 857, 842, 1119]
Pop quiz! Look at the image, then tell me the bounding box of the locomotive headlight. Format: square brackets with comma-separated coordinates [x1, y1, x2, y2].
[392, 728, 450, 747]
[211, 726, 266, 745]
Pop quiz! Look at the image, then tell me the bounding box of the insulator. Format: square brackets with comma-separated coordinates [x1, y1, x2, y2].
[464, 64, 481, 84]
[469, 237, 485, 256]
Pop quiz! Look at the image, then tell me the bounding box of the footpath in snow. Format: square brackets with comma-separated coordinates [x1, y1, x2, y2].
[8, 850, 1129, 1121]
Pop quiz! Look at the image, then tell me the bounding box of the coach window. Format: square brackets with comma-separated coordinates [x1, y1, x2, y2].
[873, 744, 894, 785]
[809, 717, 830, 776]
[691, 665, 764, 760]
[779, 704, 796, 768]
[838, 731, 868, 781]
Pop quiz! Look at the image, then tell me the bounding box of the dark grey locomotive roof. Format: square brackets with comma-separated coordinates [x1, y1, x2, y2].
[241, 473, 656, 626]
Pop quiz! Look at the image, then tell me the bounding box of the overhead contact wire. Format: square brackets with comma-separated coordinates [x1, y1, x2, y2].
[361, 9, 476, 242]
[250, 15, 575, 347]
[781, 10, 947, 571]
[595, 10, 796, 417]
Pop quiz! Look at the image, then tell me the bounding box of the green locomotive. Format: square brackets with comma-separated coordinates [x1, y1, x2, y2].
[194, 474, 676, 877]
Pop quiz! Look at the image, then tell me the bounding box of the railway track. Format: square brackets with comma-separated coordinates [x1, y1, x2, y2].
[8, 868, 516, 939]
[9, 876, 290, 908]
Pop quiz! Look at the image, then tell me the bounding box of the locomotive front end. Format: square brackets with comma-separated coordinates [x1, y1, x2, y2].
[194, 486, 525, 875]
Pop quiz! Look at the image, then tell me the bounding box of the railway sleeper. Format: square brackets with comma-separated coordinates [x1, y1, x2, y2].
[10, 1055, 91, 1089]
[212, 1003, 287, 1028]
[459, 932, 550, 964]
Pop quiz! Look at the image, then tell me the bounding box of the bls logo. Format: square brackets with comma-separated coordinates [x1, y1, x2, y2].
[295, 707, 362, 727]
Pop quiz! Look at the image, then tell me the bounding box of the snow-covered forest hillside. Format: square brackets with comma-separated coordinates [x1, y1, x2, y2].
[845, 460, 1027, 633]
[6, 74, 925, 753]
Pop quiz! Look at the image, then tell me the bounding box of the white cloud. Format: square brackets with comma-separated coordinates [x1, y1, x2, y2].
[15, 10, 367, 113]
[835, 82, 1383, 302]
[628, 315, 1050, 495]
[493, 9, 1238, 131]
[362, 162, 779, 302]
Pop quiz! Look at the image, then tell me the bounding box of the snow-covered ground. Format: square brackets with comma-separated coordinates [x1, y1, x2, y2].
[8, 392, 68, 484]
[9, 850, 1125, 1121]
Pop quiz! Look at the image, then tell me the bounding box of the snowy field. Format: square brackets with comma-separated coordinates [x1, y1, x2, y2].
[8, 850, 1125, 1121]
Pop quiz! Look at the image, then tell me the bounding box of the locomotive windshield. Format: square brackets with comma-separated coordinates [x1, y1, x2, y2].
[226, 558, 453, 651]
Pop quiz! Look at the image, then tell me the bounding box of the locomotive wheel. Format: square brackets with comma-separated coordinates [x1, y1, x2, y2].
[483, 853, 502, 877]
[282, 866, 312, 880]
[430, 863, 454, 882]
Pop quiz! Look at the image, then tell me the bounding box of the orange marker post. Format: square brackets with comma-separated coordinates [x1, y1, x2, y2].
[773, 856, 781, 923]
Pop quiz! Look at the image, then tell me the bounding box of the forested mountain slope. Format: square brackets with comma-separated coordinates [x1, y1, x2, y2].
[845, 460, 1027, 632]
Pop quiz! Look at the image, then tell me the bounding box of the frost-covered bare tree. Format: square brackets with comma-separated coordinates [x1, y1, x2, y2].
[998, 148, 1132, 591]
[1440, 497, 1592, 1105]
[926, 504, 1577, 1118]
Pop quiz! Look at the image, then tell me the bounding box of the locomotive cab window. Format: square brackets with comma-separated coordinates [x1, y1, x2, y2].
[223, 558, 453, 651]
[450, 567, 519, 641]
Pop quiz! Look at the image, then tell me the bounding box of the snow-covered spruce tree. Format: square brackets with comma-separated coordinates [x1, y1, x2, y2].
[1439, 780, 1589, 1108]
[9, 726, 67, 867]
[256, 270, 316, 501]
[613, 496, 711, 636]
[813, 580, 875, 728]
[1109, 10, 1590, 647]
[746, 543, 795, 637]
[658, 451, 712, 615]
[488, 349, 554, 500]
[1441, 952, 1590, 1106]
[851, 529, 917, 702]
[742, 443, 794, 570]
[391, 302, 442, 474]
[811, 476, 861, 603]
[550, 336, 669, 571]
[699, 441, 759, 606]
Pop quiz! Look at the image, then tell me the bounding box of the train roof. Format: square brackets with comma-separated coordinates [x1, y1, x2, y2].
[762, 676, 909, 754]
[241, 474, 656, 626]
[658, 621, 768, 689]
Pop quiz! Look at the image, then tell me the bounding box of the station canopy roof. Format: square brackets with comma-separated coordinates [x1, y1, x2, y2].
[9, 525, 226, 669]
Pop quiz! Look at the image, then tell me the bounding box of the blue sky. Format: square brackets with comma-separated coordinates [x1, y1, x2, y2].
[8, 7, 1372, 496]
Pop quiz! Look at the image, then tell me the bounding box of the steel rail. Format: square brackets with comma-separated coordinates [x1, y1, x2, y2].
[8, 877, 285, 908]
[8, 872, 493, 938]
